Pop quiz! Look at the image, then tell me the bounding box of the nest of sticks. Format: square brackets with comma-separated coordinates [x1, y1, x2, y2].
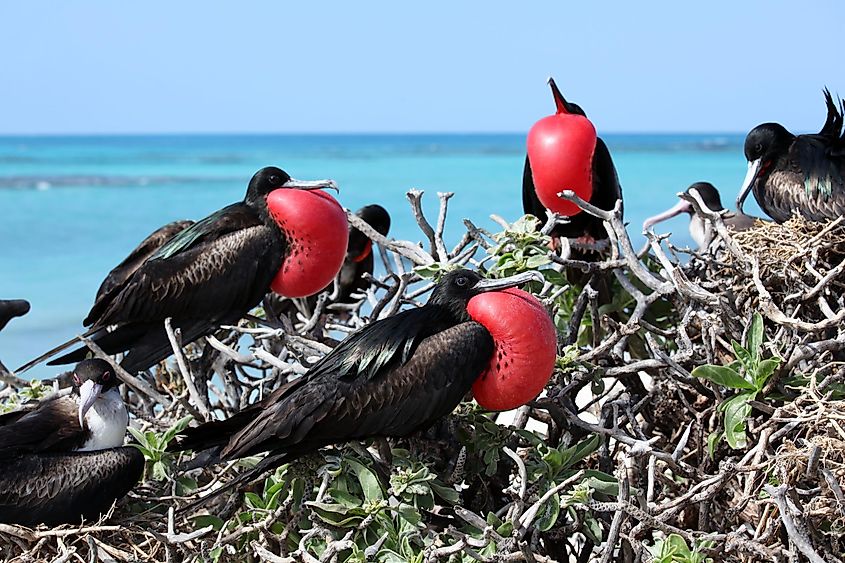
[0, 189, 844, 562]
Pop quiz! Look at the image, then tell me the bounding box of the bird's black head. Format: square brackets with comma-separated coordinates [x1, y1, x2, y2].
[72, 358, 118, 392]
[743, 123, 794, 164]
[245, 166, 339, 210]
[428, 269, 544, 320]
[357, 205, 391, 236]
[245, 167, 292, 206]
[685, 182, 724, 212]
[72, 358, 119, 427]
[348, 204, 391, 259]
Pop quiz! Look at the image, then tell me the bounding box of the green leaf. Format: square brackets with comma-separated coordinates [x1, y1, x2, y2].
[244, 492, 264, 509]
[563, 435, 600, 471]
[396, 503, 421, 526]
[754, 357, 781, 390]
[306, 501, 367, 527]
[429, 482, 460, 504]
[722, 392, 754, 449]
[162, 415, 193, 445]
[581, 470, 619, 497]
[525, 254, 551, 269]
[152, 460, 168, 481]
[329, 489, 363, 508]
[346, 459, 383, 502]
[747, 313, 764, 362]
[582, 513, 603, 543]
[692, 365, 755, 390]
[706, 431, 722, 459]
[497, 520, 514, 536]
[535, 492, 560, 532]
[191, 515, 224, 531]
[731, 340, 753, 371]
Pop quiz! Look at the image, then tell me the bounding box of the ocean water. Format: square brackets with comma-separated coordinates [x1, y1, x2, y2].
[0, 133, 760, 378]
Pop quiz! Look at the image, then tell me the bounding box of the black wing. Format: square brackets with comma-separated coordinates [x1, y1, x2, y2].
[0, 446, 143, 526]
[522, 155, 549, 223]
[95, 219, 194, 301]
[0, 395, 88, 454]
[84, 203, 281, 329]
[221, 320, 493, 459]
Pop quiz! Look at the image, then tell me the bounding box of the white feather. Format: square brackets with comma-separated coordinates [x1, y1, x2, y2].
[78, 387, 129, 451]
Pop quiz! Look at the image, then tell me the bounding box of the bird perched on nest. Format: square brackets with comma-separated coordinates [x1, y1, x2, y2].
[0, 359, 143, 525]
[169, 269, 555, 501]
[28, 167, 343, 375]
[522, 79, 623, 259]
[737, 89, 845, 223]
[644, 182, 762, 250]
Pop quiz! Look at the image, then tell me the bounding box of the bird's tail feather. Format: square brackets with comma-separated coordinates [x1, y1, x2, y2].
[17, 326, 103, 373]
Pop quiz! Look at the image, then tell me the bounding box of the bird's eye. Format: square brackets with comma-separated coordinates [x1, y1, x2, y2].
[754, 143, 763, 155]
[102, 371, 111, 382]
[268, 175, 281, 186]
[72, 374, 81, 386]
[455, 276, 468, 287]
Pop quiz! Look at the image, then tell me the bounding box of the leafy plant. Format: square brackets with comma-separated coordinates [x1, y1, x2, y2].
[0, 379, 50, 414]
[648, 534, 715, 563]
[129, 415, 193, 482]
[692, 313, 781, 449]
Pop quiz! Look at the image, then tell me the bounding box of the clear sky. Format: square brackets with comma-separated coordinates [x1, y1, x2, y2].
[1, 1, 843, 135]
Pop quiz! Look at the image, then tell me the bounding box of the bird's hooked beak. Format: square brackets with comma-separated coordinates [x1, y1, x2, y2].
[474, 271, 545, 292]
[283, 178, 339, 193]
[643, 198, 693, 231]
[77, 379, 103, 428]
[548, 77, 571, 115]
[736, 159, 762, 214]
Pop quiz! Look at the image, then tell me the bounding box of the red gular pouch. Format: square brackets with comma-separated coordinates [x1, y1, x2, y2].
[267, 189, 349, 298]
[469, 288, 557, 411]
[526, 79, 597, 217]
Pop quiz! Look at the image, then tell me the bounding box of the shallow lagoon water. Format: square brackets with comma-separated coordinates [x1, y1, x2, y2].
[0, 133, 762, 378]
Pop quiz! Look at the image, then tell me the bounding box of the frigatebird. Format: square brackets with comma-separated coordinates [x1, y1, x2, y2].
[522, 79, 623, 250]
[95, 219, 195, 301]
[644, 182, 761, 250]
[336, 204, 391, 305]
[737, 89, 845, 223]
[0, 299, 30, 332]
[43, 167, 340, 373]
[0, 359, 143, 525]
[170, 269, 546, 475]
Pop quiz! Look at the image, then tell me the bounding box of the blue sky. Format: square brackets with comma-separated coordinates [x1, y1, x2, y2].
[1, 1, 842, 134]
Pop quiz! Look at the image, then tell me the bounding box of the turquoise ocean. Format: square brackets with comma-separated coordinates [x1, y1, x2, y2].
[0, 134, 761, 378]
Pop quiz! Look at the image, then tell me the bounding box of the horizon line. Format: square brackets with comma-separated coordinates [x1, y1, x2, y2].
[0, 130, 750, 138]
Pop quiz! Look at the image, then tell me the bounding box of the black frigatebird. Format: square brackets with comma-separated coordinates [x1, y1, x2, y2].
[95, 219, 195, 301]
[170, 269, 548, 477]
[336, 204, 392, 305]
[736, 89, 845, 223]
[522, 79, 623, 252]
[42, 167, 342, 374]
[0, 299, 30, 332]
[643, 182, 761, 250]
[0, 359, 143, 525]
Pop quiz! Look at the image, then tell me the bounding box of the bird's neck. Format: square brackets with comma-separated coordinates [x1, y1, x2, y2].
[78, 387, 129, 452]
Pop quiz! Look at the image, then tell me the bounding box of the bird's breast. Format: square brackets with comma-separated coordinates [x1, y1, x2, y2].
[78, 390, 129, 451]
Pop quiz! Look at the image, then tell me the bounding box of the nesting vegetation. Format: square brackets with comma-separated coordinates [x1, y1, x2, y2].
[1, 188, 844, 562]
